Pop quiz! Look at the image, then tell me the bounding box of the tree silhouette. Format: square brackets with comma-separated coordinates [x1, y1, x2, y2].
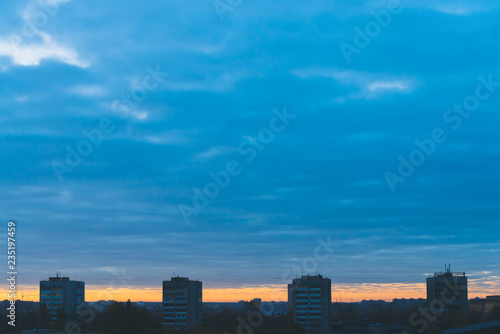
[39, 302, 51, 329]
[54, 306, 67, 330]
[97, 300, 159, 334]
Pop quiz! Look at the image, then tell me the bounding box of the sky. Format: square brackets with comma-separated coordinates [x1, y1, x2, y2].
[0, 0, 499, 302]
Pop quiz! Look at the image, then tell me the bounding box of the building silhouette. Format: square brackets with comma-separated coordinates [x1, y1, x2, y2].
[39, 275, 84, 324]
[426, 265, 468, 333]
[288, 274, 331, 334]
[469, 296, 500, 321]
[162, 276, 202, 332]
[442, 320, 500, 334]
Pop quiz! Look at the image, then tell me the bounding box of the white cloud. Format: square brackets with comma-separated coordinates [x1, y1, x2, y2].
[412, 0, 497, 16]
[193, 145, 234, 161]
[67, 85, 107, 97]
[164, 71, 249, 93]
[21, 0, 73, 20]
[433, 5, 474, 15]
[0, 32, 88, 67]
[368, 81, 409, 91]
[130, 110, 149, 120]
[362, 0, 498, 16]
[16, 95, 30, 103]
[291, 67, 416, 100]
[143, 129, 197, 146]
[0, 0, 87, 68]
[420, 1, 499, 16]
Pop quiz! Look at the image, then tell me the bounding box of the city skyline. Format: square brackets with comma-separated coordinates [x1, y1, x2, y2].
[3, 269, 499, 304]
[1, 0, 500, 324]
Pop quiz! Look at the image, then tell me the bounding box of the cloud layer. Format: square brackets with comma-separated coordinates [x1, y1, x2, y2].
[0, 0, 499, 299]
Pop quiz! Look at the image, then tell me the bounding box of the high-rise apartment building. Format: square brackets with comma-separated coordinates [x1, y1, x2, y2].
[426, 265, 468, 334]
[288, 274, 332, 334]
[39, 275, 85, 323]
[162, 276, 202, 332]
[426, 266, 468, 319]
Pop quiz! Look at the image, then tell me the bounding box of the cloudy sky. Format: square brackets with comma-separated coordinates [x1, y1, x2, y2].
[1, 0, 499, 302]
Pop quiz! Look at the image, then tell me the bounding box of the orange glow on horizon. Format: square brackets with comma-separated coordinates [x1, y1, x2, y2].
[3, 282, 498, 303]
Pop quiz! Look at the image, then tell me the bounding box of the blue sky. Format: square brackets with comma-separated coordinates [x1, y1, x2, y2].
[0, 0, 499, 298]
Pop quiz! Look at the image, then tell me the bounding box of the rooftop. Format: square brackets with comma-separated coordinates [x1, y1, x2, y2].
[165, 276, 201, 282]
[41, 274, 84, 283]
[442, 320, 500, 334]
[431, 265, 466, 277]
